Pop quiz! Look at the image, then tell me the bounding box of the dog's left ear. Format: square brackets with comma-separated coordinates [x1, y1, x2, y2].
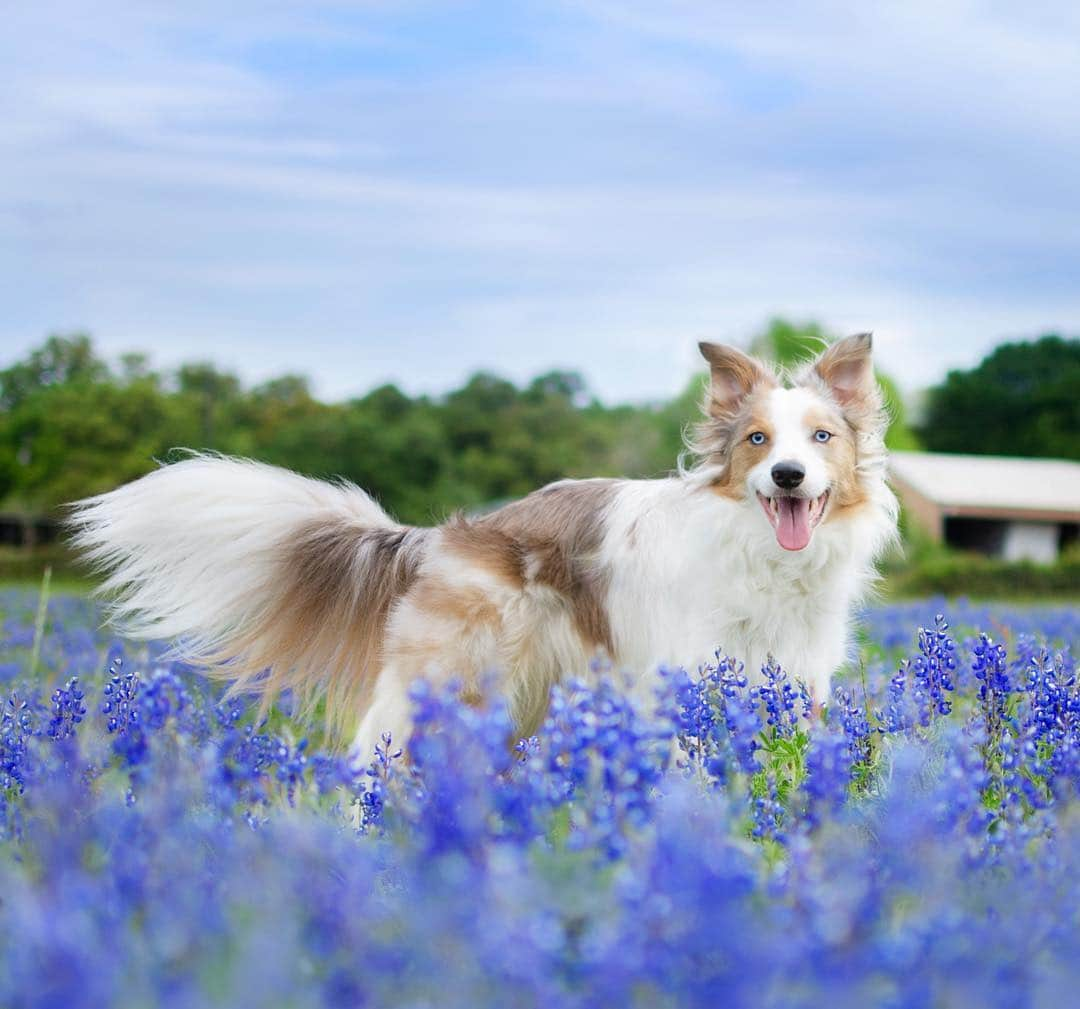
[812, 333, 875, 406]
[698, 341, 775, 418]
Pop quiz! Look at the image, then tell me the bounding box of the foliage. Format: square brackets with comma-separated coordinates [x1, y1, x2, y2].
[0, 590, 1077, 1006]
[0, 336, 681, 523]
[0, 546, 83, 584]
[887, 549, 1080, 599]
[750, 316, 831, 366]
[920, 334, 1080, 459]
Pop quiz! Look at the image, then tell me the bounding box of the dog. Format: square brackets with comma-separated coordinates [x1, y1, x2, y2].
[70, 334, 897, 757]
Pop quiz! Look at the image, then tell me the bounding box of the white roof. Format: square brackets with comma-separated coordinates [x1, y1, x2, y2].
[889, 451, 1080, 515]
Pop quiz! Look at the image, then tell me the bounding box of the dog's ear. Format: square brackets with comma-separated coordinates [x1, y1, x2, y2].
[812, 333, 875, 407]
[698, 342, 774, 418]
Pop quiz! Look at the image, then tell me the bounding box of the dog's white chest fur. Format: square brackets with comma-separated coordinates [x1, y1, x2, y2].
[602, 477, 894, 701]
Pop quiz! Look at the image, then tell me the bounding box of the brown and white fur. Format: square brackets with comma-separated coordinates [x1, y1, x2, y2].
[70, 334, 898, 757]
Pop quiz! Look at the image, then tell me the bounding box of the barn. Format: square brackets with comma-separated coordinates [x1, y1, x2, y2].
[889, 451, 1080, 563]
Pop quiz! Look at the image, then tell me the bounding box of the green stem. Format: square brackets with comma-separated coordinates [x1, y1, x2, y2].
[29, 565, 52, 679]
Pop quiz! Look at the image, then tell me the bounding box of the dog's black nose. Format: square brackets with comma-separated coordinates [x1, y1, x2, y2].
[771, 461, 805, 489]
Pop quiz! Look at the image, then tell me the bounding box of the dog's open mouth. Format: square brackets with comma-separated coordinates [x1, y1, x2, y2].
[756, 491, 829, 551]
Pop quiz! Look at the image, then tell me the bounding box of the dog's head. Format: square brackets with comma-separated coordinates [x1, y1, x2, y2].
[693, 334, 887, 552]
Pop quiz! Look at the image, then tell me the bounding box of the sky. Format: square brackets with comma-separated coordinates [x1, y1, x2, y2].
[2, 1, 1079, 404]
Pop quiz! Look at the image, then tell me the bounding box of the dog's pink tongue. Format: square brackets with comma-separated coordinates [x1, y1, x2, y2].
[776, 497, 812, 551]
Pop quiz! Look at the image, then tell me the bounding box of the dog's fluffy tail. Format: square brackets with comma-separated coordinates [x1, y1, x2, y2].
[69, 454, 428, 739]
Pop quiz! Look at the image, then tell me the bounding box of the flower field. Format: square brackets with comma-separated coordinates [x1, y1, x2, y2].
[2, 589, 1079, 1008]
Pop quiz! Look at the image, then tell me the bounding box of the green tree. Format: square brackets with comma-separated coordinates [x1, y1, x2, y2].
[920, 335, 1080, 459]
[750, 318, 830, 367]
[175, 362, 244, 450]
[0, 358, 184, 510]
[0, 333, 107, 411]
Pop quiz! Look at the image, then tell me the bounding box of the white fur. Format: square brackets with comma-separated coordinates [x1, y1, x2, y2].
[749, 387, 832, 500]
[602, 474, 895, 704]
[70, 454, 394, 654]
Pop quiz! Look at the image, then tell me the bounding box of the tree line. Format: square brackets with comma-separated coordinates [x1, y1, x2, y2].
[0, 322, 1074, 526]
[0, 333, 694, 524]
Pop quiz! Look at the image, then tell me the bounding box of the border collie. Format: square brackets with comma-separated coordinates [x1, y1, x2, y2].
[71, 334, 898, 756]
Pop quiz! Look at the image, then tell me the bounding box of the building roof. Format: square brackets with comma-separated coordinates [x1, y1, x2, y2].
[889, 451, 1080, 518]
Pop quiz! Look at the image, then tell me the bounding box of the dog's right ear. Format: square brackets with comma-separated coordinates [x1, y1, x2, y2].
[698, 342, 775, 418]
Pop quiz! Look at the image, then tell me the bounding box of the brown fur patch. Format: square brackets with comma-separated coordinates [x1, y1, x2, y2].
[688, 346, 779, 482]
[445, 480, 618, 655]
[408, 577, 503, 629]
[705, 388, 776, 500]
[441, 519, 525, 586]
[207, 520, 429, 741]
[802, 404, 868, 514]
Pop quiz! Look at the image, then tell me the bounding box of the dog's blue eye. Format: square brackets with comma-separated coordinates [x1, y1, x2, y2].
[815, 430, 831, 443]
[749, 432, 767, 445]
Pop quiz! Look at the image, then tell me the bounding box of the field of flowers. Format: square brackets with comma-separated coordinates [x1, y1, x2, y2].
[1, 588, 1078, 1008]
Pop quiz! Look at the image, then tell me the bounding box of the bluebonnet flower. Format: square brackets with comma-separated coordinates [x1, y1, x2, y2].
[750, 771, 787, 843]
[802, 729, 854, 828]
[47, 676, 86, 741]
[909, 614, 958, 723]
[831, 683, 872, 764]
[353, 731, 402, 833]
[664, 654, 763, 788]
[0, 690, 37, 797]
[753, 658, 807, 739]
[101, 657, 139, 735]
[878, 613, 959, 734]
[518, 676, 672, 859]
[274, 737, 309, 805]
[876, 662, 911, 735]
[0, 587, 1078, 1008]
[972, 634, 1011, 726]
[136, 666, 193, 732]
[1019, 647, 1080, 803]
[213, 719, 281, 807]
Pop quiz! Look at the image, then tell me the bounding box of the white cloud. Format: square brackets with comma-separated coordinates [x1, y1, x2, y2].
[1, 0, 1077, 405]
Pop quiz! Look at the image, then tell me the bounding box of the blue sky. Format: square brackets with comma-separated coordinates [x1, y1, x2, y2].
[2, 1, 1079, 403]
